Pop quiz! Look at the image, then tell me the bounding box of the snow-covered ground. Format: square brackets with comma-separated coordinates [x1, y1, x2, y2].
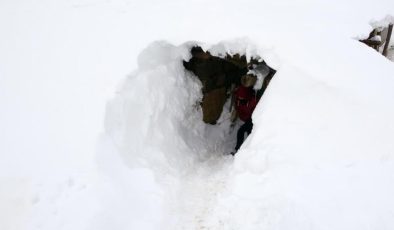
[1, 0, 394, 229]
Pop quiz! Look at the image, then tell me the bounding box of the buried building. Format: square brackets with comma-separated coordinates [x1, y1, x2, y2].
[183, 46, 276, 125]
[360, 21, 393, 60]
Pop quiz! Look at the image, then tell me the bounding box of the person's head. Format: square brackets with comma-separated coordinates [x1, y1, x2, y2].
[241, 74, 257, 87]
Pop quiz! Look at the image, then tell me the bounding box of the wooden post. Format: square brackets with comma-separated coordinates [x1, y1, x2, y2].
[383, 23, 393, 57]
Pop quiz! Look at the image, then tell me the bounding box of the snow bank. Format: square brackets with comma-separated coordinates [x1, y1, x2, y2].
[103, 32, 394, 230]
[213, 48, 394, 229]
[101, 41, 242, 229]
[2, 0, 394, 229]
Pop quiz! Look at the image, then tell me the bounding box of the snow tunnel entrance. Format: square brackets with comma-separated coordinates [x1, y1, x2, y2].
[183, 46, 276, 125]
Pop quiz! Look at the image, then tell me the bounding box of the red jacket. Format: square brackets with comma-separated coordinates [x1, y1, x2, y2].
[234, 86, 258, 122]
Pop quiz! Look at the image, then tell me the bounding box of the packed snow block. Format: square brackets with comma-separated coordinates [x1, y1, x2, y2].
[201, 87, 227, 124]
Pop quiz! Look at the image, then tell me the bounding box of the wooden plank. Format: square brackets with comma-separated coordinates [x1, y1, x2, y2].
[383, 24, 393, 57]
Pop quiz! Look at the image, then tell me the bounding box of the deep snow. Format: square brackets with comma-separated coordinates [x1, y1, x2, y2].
[1, 0, 394, 229]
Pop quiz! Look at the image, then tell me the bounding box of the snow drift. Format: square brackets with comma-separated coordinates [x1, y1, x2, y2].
[2, 0, 394, 229]
[102, 35, 394, 229]
[101, 41, 243, 229]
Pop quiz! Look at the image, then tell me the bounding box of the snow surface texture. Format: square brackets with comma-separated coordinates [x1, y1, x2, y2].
[1, 0, 394, 229]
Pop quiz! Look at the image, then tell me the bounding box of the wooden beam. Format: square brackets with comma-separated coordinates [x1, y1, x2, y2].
[383, 23, 393, 57]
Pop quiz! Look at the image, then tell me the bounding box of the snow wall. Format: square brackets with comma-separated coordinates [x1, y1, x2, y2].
[101, 36, 394, 230]
[101, 40, 255, 229]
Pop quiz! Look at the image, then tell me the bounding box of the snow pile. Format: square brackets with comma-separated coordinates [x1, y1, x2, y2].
[2, 0, 394, 229]
[104, 41, 242, 169]
[371, 15, 394, 29]
[101, 41, 241, 229]
[102, 34, 394, 229]
[212, 54, 394, 229]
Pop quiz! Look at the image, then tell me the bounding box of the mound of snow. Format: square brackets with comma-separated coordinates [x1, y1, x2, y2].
[102, 35, 394, 230]
[2, 0, 394, 229]
[101, 41, 242, 229]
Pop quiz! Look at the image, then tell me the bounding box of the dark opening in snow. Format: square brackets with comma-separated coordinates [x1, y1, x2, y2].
[183, 46, 276, 125]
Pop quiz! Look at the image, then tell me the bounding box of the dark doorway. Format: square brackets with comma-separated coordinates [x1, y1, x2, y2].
[183, 46, 276, 125]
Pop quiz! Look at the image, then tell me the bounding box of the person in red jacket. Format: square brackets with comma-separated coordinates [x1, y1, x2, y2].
[232, 85, 258, 155]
